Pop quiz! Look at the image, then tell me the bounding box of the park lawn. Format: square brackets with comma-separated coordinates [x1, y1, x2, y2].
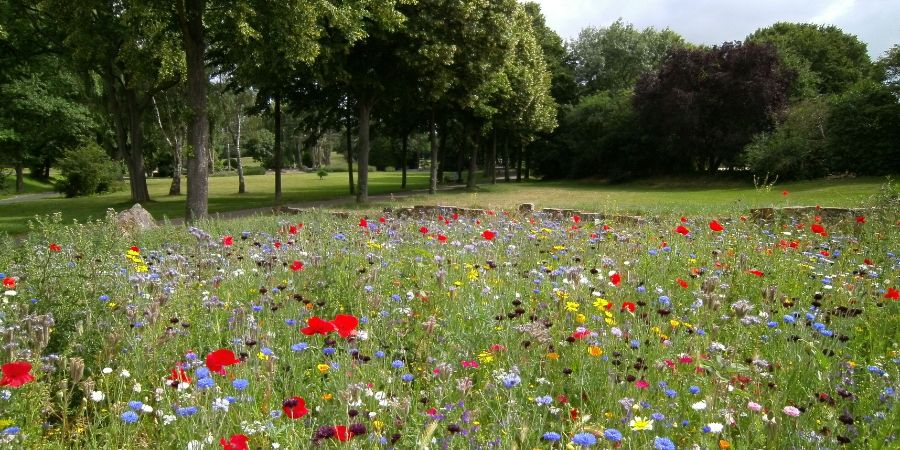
[335, 176, 893, 216]
[0, 171, 429, 235]
[0, 172, 892, 235]
[0, 174, 57, 199]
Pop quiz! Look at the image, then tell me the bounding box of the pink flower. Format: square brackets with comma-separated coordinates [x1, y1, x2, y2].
[635, 379, 649, 389]
[783, 406, 801, 417]
[747, 401, 763, 412]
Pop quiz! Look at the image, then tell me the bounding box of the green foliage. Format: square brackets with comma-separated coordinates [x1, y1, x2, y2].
[826, 81, 900, 175]
[874, 44, 900, 98]
[747, 22, 872, 96]
[744, 99, 830, 179]
[54, 143, 123, 197]
[316, 168, 329, 180]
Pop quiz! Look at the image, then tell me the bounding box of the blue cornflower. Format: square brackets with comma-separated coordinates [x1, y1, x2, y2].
[535, 395, 553, 406]
[121, 411, 139, 423]
[374, 351, 386, 358]
[391, 360, 405, 369]
[128, 401, 144, 411]
[2, 426, 21, 434]
[176, 406, 198, 416]
[542, 432, 561, 441]
[664, 389, 677, 398]
[285, 319, 297, 326]
[572, 432, 597, 446]
[651, 412, 665, 421]
[99, 295, 110, 302]
[767, 321, 778, 328]
[323, 347, 336, 356]
[658, 296, 670, 306]
[653, 436, 676, 450]
[232, 379, 250, 390]
[501, 373, 521, 388]
[630, 339, 640, 349]
[603, 428, 623, 442]
[868, 366, 886, 376]
[260, 347, 274, 356]
[291, 342, 308, 352]
[195, 367, 211, 379]
[689, 386, 700, 394]
[196, 377, 215, 389]
[783, 314, 796, 324]
[401, 374, 414, 382]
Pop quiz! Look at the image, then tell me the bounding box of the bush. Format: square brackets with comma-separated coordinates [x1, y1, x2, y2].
[744, 99, 830, 179]
[826, 81, 900, 175]
[55, 143, 123, 197]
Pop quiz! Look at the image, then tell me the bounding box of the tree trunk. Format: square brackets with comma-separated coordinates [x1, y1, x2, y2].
[438, 121, 448, 185]
[429, 111, 438, 194]
[401, 132, 408, 189]
[124, 90, 151, 204]
[503, 136, 510, 182]
[488, 131, 497, 185]
[466, 131, 479, 190]
[236, 103, 245, 193]
[274, 94, 283, 205]
[170, 138, 182, 195]
[14, 163, 24, 194]
[516, 142, 523, 182]
[356, 99, 373, 203]
[179, 0, 209, 222]
[345, 116, 354, 195]
[524, 144, 531, 180]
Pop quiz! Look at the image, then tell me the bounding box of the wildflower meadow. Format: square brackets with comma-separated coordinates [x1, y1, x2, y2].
[0, 201, 897, 449]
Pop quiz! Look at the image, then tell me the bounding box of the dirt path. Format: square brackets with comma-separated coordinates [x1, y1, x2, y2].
[0, 191, 62, 205]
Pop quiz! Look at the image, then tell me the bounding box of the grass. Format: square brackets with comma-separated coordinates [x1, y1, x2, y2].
[0, 172, 892, 235]
[0, 174, 57, 199]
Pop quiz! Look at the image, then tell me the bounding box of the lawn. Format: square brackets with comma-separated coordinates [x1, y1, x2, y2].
[0, 172, 893, 235]
[0, 174, 57, 199]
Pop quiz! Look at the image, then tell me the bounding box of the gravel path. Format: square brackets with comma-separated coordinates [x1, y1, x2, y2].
[0, 191, 62, 205]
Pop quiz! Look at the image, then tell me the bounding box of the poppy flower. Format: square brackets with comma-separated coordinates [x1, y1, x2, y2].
[864, 258, 874, 266]
[334, 425, 354, 442]
[680, 216, 688, 223]
[359, 218, 368, 228]
[885, 288, 899, 300]
[747, 270, 764, 277]
[49, 243, 61, 252]
[205, 349, 241, 375]
[675, 225, 690, 236]
[855, 216, 865, 224]
[676, 278, 688, 289]
[573, 215, 581, 224]
[282, 396, 309, 419]
[274, 241, 282, 249]
[782, 190, 789, 196]
[635, 379, 649, 389]
[0, 361, 34, 387]
[609, 272, 621, 286]
[2, 277, 14, 289]
[290, 260, 304, 271]
[570, 329, 590, 340]
[621, 302, 636, 313]
[437, 234, 448, 243]
[378, 217, 386, 223]
[810, 224, 826, 235]
[709, 220, 724, 232]
[220, 434, 249, 450]
[222, 236, 233, 246]
[289, 225, 298, 234]
[482, 230, 496, 240]
[330, 314, 359, 338]
[168, 366, 191, 384]
[419, 226, 429, 234]
[301, 317, 337, 336]
[452, 213, 459, 220]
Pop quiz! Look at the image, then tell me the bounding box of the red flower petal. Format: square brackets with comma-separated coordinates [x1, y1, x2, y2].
[885, 288, 900, 300]
[0, 361, 34, 388]
[301, 317, 337, 336]
[282, 396, 309, 419]
[359, 218, 368, 228]
[290, 260, 304, 271]
[675, 225, 690, 236]
[334, 425, 354, 441]
[205, 349, 240, 375]
[331, 314, 359, 338]
[222, 236, 233, 246]
[747, 269, 764, 277]
[676, 278, 688, 289]
[609, 273, 621, 286]
[481, 230, 496, 240]
[709, 220, 724, 232]
[220, 434, 249, 450]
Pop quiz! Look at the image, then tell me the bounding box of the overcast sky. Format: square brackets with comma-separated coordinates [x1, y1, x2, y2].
[529, 0, 899, 58]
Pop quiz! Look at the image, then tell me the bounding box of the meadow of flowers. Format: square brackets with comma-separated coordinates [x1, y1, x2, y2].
[0, 203, 897, 449]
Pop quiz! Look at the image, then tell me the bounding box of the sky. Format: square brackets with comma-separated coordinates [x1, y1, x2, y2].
[529, 0, 899, 58]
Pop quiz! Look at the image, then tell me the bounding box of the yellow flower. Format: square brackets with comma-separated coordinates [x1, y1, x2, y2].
[366, 240, 382, 249]
[373, 420, 384, 431]
[564, 301, 580, 312]
[575, 313, 586, 323]
[546, 352, 559, 361]
[477, 351, 494, 364]
[257, 352, 269, 361]
[629, 416, 654, 431]
[467, 269, 479, 281]
[593, 298, 609, 309]
[556, 290, 570, 301]
[604, 317, 617, 326]
[316, 364, 330, 374]
[587, 346, 603, 357]
[669, 319, 681, 328]
[552, 245, 566, 251]
[322, 393, 333, 400]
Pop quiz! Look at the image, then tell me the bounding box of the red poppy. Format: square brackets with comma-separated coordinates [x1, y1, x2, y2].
[810, 223, 826, 235]
[2, 277, 14, 289]
[205, 349, 241, 375]
[334, 425, 354, 442]
[569, 408, 579, 421]
[419, 226, 429, 234]
[452, 213, 459, 221]
[168, 366, 192, 384]
[609, 273, 621, 286]
[709, 220, 724, 232]
[282, 396, 309, 419]
[855, 216, 865, 224]
[602, 224, 611, 231]
[885, 288, 900, 300]
[570, 329, 590, 340]
[289, 225, 298, 235]
[130, 246, 140, 252]
[747, 269, 764, 277]
[864, 258, 874, 266]
[675, 225, 690, 236]
[378, 217, 386, 223]
[290, 260, 304, 271]
[331, 314, 359, 338]
[481, 230, 496, 240]
[49, 243, 61, 252]
[782, 190, 789, 196]
[676, 278, 688, 289]
[0, 361, 34, 387]
[680, 216, 688, 223]
[621, 302, 636, 313]
[274, 241, 282, 249]
[220, 434, 249, 450]
[437, 234, 448, 243]
[820, 250, 830, 257]
[573, 215, 581, 224]
[301, 317, 337, 336]
[222, 236, 233, 246]
[635, 379, 649, 389]
[359, 218, 368, 228]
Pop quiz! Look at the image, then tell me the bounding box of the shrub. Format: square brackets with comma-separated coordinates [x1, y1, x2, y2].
[54, 143, 123, 197]
[826, 81, 900, 175]
[744, 99, 830, 179]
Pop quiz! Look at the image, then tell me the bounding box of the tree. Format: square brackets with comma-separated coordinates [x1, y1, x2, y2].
[743, 98, 830, 180]
[826, 81, 900, 176]
[634, 41, 794, 173]
[747, 22, 871, 96]
[571, 19, 685, 96]
[875, 44, 900, 98]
